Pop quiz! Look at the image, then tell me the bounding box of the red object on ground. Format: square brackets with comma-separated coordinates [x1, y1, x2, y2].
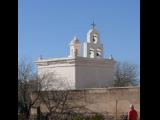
[128, 109, 138, 120]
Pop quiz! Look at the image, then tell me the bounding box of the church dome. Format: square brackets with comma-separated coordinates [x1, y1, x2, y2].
[70, 36, 80, 44]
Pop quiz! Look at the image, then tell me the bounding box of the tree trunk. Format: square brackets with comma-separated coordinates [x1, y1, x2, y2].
[24, 110, 30, 120]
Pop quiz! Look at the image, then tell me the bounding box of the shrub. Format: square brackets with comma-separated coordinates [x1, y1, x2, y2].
[18, 113, 25, 120]
[91, 113, 104, 120]
[72, 113, 104, 120]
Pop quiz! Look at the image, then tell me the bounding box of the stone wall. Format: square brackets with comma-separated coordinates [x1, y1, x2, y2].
[83, 87, 140, 116]
[32, 86, 140, 118]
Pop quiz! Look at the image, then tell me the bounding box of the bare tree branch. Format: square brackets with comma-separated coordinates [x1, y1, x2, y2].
[113, 62, 139, 87]
[18, 58, 44, 120]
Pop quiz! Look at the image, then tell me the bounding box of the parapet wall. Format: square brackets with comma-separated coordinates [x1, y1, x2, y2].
[83, 86, 140, 115]
[32, 86, 140, 118]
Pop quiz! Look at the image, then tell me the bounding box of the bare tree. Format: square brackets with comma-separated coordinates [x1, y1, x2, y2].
[34, 73, 85, 120]
[113, 62, 139, 87]
[18, 59, 43, 120]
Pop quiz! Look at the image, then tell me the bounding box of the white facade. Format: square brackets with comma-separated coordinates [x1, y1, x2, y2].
[35, 26, 116, 90]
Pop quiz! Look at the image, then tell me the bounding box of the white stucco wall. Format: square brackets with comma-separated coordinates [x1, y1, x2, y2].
[75, 58, 116, 89]
[36, 57, 116, 90]
[36, 59, 76, 90]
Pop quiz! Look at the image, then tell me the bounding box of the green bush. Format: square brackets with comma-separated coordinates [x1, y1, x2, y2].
[91, 113, 104, 120]
[72, 113, 104, 120]
[18, 113, 25, 120]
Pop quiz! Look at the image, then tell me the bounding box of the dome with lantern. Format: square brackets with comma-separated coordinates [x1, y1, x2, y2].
[70, 36, 80, 45]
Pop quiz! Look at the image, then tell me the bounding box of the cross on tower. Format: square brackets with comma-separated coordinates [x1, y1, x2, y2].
[91, 21, 96, 29]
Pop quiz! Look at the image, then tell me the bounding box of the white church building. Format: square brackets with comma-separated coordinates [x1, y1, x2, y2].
[35, 24, 116, 90]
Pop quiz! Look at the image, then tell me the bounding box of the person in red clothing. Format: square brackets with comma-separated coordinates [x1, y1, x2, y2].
[128, 104, 138, 120]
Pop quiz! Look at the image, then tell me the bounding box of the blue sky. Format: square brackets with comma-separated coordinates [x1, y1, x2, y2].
[18, 0, 140, 68]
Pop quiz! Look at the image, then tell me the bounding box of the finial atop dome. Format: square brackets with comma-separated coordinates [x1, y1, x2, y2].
[109, 54, 113, 60]
[38, 55, 43, 60]
[73, 36, 78, 40]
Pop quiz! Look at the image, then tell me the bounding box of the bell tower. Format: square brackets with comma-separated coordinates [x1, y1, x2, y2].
[83, 22, 103, 58]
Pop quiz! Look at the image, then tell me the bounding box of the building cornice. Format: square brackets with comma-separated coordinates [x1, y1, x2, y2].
[35, 56, 116, 66]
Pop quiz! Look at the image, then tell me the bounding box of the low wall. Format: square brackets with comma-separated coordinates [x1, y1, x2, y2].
[32, 86, 140, 118]
[83, 87, 140, 116]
